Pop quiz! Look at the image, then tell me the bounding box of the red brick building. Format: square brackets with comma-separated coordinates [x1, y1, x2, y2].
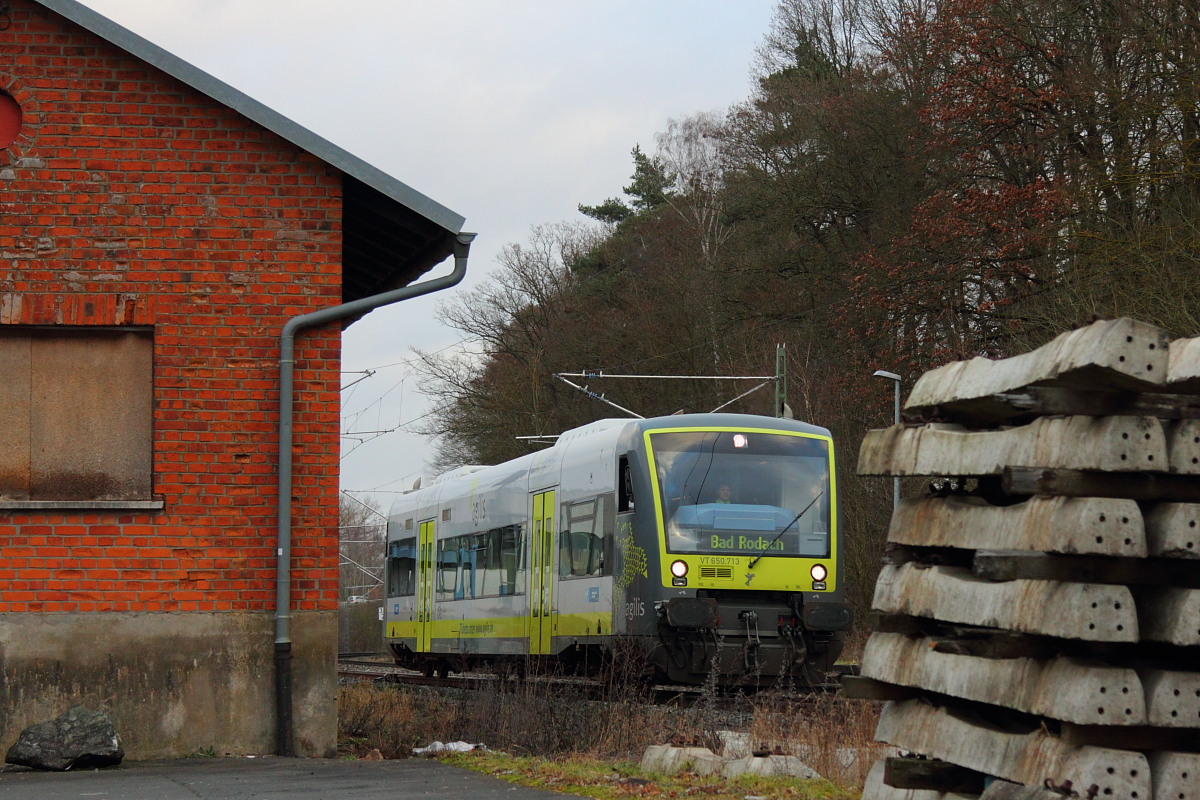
[0, 0, 468, 757]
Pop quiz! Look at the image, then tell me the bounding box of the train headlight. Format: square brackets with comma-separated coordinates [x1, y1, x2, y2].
[810, 563, 828, 582]
[670, 560, 689, 578]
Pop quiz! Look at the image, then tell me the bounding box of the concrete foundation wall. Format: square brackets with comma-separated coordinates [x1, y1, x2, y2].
[0, 610, 336, 759]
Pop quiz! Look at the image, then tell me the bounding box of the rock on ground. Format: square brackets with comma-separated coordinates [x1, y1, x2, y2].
[5, 706, 125, 771]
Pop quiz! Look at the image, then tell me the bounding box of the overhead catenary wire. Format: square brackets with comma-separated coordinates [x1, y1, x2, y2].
[338, 554, 384, 585]
[340, 369, 376, 394]
[552, 374, 645, 419]
[340, 407, 439, 460]
[340, 341, 479, 432]
[342, 333, 480, 376]
[557, 372, 775, 381]
[709, 379, 774, 413]
[362, 470, 420, 492]
[339, 333, 482, 432]
[340, 489, 388, 521]
[552, 369, 778, 418]
[341, 373, 407, 431]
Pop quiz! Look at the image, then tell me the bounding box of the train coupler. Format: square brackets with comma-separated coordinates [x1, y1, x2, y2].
[739, 610, 761, 670]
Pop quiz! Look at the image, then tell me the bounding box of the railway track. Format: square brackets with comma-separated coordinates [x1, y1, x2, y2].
[337, 656, 856, 704]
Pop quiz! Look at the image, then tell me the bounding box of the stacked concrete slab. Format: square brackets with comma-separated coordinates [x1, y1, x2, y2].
[847, 319, 1200, 800]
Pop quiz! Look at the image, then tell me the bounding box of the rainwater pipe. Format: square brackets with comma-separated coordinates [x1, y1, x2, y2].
[274, 231, 475, 756]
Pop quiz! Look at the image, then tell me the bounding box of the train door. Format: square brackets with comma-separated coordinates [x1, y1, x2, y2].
[416, 519, 435, 651]
[528, 489, 557, 655]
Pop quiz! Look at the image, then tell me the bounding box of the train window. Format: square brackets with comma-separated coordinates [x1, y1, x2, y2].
[618, 456, 635, 512]
[387, 538, 416, 597]
[434, 524, 526, 600]
[650, 430, 832, 559]
[559, 497, 609, 578]
[498, 524, 526, 597]
[436, 546, 460, 599]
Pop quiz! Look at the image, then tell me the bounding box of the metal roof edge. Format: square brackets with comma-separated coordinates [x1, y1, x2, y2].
[36, 0, 466, 233]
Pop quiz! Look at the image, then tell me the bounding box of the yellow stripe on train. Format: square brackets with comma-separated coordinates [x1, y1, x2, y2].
[387, 611, 613, 643]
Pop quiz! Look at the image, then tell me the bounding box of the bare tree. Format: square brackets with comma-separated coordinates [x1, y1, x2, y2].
[339, 492, 386, 601]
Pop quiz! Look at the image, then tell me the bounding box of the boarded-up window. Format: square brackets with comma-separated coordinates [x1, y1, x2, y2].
[0, 328, 153, 501]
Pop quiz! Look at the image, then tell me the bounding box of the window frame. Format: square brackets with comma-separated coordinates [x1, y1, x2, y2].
[557, 494, 615, 580]
[0, 325, 161, 511]
[433, 524, 526, 602]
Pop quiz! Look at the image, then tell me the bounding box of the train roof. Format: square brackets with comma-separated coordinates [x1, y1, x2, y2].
[423, 413, 830, 483]
[388, 413, 834, 522]
[432, 413, 825, 481]
[629, 413, 832, 439]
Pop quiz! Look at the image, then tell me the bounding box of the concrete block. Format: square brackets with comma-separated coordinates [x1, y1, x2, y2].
[859, 416, 1170, 478]
[716, 730, 750, 758]
[888, 495, 1146, 557]
[692, 752, 726, 776]
[872, 563, 1138, 642]
[861, 759, 976, 800]
[863, 632, 1147, 726]
[1168, 335, 1200, 392]
[640, 745, 672, 773]
[876, 699, 1150, 798]
[905, 318, 1169, 410]
[641, 745, 719, 775]
[721, 754, 820, 779]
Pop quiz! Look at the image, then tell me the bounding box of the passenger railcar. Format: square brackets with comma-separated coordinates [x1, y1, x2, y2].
[382, 413, 850, 685]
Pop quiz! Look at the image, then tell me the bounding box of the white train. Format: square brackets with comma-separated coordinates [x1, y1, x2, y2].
[383, 413, 850, 685]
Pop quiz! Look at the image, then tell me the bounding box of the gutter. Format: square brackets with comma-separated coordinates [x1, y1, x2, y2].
[274, 231, 475, 756]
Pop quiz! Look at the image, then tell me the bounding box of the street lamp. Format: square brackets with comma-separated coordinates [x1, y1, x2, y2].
[873, 370, 902, 511]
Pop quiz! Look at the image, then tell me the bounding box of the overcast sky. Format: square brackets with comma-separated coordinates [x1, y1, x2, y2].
[79, 0, 779, 512]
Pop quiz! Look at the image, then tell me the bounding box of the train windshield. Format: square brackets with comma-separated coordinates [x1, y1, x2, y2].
[650, 430, 831, 558]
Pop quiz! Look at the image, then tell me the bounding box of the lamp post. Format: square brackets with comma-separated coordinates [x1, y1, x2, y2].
[873, 370, 902, 511]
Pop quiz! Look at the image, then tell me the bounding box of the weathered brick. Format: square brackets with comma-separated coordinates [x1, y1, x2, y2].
[0, 0, 341, 614]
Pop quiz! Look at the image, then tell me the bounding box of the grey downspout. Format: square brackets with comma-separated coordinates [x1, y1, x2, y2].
[274, 231, 475, 756]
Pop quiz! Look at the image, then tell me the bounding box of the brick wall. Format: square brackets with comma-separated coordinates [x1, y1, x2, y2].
[0, 0, 342, 616]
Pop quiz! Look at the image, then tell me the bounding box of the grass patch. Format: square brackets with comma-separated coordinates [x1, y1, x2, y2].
[438, 750, 858, 800]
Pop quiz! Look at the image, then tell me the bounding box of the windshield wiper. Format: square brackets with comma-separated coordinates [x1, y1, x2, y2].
[747, 491, 824, 570]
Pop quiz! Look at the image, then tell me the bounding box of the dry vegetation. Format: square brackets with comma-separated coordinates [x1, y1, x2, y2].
[746, 692, 881, 788]
[339, 665, 885, 796]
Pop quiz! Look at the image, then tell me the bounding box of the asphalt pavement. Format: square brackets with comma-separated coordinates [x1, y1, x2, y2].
[0, 757, 566, 800]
